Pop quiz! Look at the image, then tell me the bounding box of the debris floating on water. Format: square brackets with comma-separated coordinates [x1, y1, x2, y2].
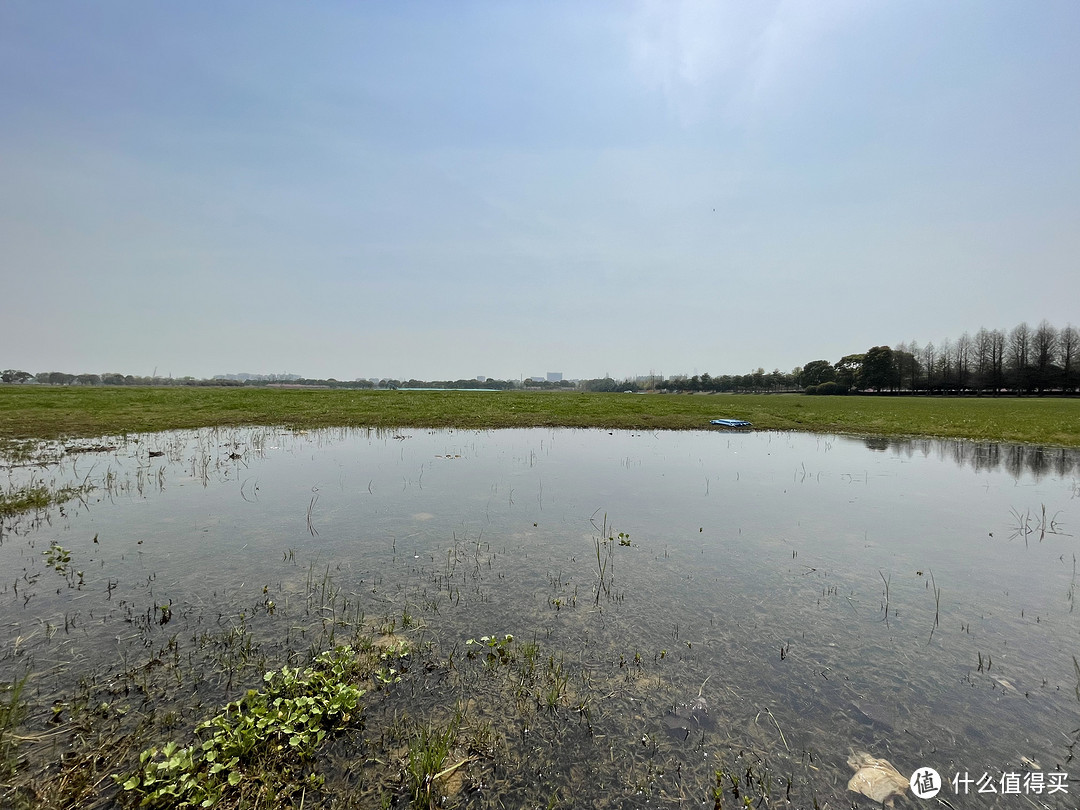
[846, 751, 909, 808]
[662, 677, 714, 740]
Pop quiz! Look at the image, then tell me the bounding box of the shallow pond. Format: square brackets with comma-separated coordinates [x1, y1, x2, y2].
[3, 427, 1080, 807]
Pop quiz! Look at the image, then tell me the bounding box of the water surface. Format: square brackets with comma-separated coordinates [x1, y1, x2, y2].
[3, 428, 1078, 807]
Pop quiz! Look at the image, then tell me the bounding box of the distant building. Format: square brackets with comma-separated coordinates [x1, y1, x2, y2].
[476, 375, 487, 382]
[530, 376, 545, 382]
[546, 372, 563, 382]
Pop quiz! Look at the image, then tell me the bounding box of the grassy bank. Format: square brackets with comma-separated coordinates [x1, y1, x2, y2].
[1, 386, 1078, 446]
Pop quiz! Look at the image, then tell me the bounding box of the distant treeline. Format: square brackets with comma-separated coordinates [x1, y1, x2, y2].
[4, 320, 1076, 395]
[0, 371, 587, 392]
[0, 371, 379, 388]
[660, 320, 1079, 396]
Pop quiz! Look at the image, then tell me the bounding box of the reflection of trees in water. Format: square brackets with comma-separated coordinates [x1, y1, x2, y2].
[864, 437, 1080, 481]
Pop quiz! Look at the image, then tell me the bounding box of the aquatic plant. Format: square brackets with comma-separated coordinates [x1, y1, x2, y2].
[405, 713, 464, 809]
[465, 634, 514, 666]
[43, 542, 72, 573]
[0, 479, 92, 522]
[0, 674, 28, 779]
[116, 647, 364, 808]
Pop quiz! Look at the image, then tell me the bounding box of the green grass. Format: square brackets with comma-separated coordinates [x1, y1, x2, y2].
[1, 386, 1078, 446]
[0, 481, 93, 520]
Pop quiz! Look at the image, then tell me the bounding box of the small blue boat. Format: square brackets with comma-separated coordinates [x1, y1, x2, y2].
[710, 418, 752, 428]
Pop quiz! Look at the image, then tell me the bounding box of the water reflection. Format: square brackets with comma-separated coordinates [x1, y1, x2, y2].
[867, 436, 1080, 480]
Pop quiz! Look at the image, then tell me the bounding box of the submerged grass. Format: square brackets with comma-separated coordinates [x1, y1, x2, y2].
[0, 485, 52, 517]
[1, 386, 1078, 446]
[1, 542, 825, 810]
[0, 674, 28, 779]
[0, 481, 92, 519]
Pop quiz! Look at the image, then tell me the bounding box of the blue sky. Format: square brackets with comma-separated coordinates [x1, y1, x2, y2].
[2, 1, 1078, 381]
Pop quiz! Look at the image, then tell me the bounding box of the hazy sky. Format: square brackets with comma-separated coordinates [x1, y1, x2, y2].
[3, 2, 1078, 381]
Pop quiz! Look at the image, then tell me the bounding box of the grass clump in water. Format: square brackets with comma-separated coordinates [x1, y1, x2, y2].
[405, 713, 464, 809]
[0, 485, 52, 518]
[0, 480, 92, 520]
[0, 675, 28, 779]
[116, 647, 364, 809]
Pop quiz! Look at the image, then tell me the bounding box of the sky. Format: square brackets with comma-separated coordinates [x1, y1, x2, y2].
[2, 1, 1078, 382]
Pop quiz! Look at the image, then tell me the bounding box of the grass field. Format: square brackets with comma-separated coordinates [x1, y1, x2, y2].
[0, 386, 1078, 446]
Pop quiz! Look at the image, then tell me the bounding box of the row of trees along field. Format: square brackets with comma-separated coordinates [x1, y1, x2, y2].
[658, 320, 1079, 395]
[4, 322, 1076, 396]
[835, 320, 1079, 394]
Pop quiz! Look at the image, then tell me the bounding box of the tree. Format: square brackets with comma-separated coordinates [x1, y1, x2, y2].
[1009, 322, 1031, 391]
[801, 360, 835, 388]
[892, 343, 919, 391]
[908, 341, 921, 390]
[1032, 320, 1058, 393]
[921, 343, 936, 391]
[859, 346, 894, 391]
[989, 329, 1006, 393]
[973, 328, 992, 392]
[581, 377, 620, 392]
[938, 338, 954, 391]
[834, 354, 864, 390]
[955, 332, 972, 391]
[1, 369, 32, 383]
[1060, 324, 1079, 391]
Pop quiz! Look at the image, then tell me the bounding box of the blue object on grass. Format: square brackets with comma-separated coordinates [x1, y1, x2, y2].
[709, 418, 752, 428]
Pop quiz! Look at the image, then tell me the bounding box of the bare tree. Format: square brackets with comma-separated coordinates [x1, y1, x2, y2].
[974, 328, 992, 392]
[956, 332, 972, 391]
[1008, 322, 1031, 391]
[922, 342, 936, 391]
[938, 337, 954, 391]
[1060, 324, 1079, 391]
[1032, 319, 1058, 393]
[990, 329, 1006, 394]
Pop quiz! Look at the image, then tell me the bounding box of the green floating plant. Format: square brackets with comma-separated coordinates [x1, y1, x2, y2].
[465, 634, 514, 666]
[116, 646, 365, 808]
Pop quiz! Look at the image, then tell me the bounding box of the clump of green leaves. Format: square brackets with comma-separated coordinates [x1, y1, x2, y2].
[465, 634, 514, 666]
[116, 646, 365, 808]
[44, 541, 72, 573]
[374, 639, 411, 685]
